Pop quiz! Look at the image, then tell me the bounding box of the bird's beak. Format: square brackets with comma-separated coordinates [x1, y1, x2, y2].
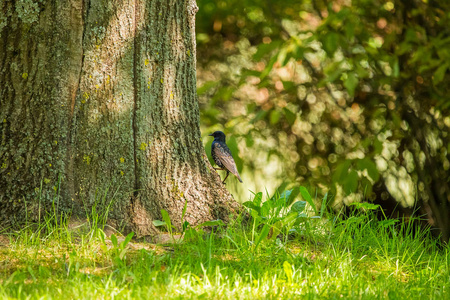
[208, 133, 214, 136]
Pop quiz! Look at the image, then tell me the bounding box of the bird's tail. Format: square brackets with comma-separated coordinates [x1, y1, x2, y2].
[237, 174, 243, 183]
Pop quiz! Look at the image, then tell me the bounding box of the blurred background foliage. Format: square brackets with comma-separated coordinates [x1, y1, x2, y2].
[196, 0, 450, 242]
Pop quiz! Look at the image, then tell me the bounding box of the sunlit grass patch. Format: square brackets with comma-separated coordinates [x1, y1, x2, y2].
[0, 189, 449, 299]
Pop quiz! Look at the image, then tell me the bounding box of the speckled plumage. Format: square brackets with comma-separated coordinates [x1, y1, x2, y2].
[209, 131, 243, 183]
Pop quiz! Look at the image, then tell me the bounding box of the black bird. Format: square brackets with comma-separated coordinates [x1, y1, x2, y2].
[209, 131, 243, 183]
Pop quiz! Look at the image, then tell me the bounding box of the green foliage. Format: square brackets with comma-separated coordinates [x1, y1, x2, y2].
[197, 0, 450, 239]
[153, 204, 225, 243]
[99, 230, 134, 268]
[243, 187, 320, 251]
[1, 193, 448, 299]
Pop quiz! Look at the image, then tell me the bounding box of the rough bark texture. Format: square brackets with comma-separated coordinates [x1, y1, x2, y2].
[0, 0, 239, 236]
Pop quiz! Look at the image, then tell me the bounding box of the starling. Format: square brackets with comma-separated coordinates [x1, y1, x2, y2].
[209, 131, 243, 183]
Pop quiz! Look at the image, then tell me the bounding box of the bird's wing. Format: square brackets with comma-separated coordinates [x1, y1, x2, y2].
[213, 143, 242, 181]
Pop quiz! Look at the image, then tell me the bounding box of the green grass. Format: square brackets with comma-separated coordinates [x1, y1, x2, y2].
[0, 196, 449, 299]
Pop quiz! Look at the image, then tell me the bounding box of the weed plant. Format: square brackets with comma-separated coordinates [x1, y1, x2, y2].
[0, 188, 448, 299]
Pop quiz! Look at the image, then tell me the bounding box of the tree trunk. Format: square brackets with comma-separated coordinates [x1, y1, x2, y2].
[0, 0, 239, 237]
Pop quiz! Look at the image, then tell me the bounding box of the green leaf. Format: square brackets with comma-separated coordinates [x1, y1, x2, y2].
[286, 187, 300, 207]
[290, 201, 306, 214]
[197, 220, 225, 227]
[322, 61, 344, 84]
[433, 63, 448, 85]
[181, 199, 188, 221]
[343, 73, 359, 97]
[279, 189, 292, 204]
[182, 220, 190, 232]
[320, 193, 328, 217]
[299, 187, 317, 213]
[161, 209, 172, 233]
[153, 220, 167, 227]
[283, 261, 293, 283]
[260, 54, 278, 80]
[283, 108, 296, 125]
[392, 58, 400, 78]
[98, 229, 106, 244]
[343, 170, 358, 194]
[250, 209, 260, 221]
[323, 32, 339, 56]
[261, 200, 272, 217]
[245, 134, 254, 147]
[282, 211, 299, 226]
[119, 248, 127, 260]
[243, 200, 259, 212]
[348, 202, 380, 210]
[268, 221, 282, 241]
[253, 40, 282, 61]
[254, 224, 271, 251]
[111, 234, 118, 248]
[253, 192, 263, 207]
[356, 158, 380, 182]
[270, 110, 281, 125]
[122, 232, 134, 248]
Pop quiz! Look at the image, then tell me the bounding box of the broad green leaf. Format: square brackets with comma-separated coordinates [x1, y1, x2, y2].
[268, 221, 282, 241]
[299, 187, 317, 213]
[392, 58, 400, 78]
[250, 209, 260, 221]
[270, 110, 281, 125]
[253, 40, 282, 61]
[122, 232, 134, 248]
[290, 201, 306, 214]
[433, 63, 448, 85]
[286, 187, 300, 207]
[161, 209, 172, 232]
[282, 211, 299, 226]
[182, 220, 190, 232]
[197, 220, 225, 227]
[283, 108, 296, 125]
[279, 189, 292, 204]
[152, 220, 166, 227]
[243, 200, 260, 213]
[111, 234, 118, 248]
[322, 32, 339, 56]
[344, 73, 358, 97]
[119, 248, 127, 260]
[253, 192, 263, 207]
[261, 200, 272, 217]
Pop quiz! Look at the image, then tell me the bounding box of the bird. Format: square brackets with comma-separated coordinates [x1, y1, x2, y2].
[209, 131, 243, 184]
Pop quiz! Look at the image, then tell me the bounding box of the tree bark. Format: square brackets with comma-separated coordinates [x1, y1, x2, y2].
[0, 0, 239, 236]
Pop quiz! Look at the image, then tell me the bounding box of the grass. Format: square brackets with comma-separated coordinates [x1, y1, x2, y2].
[0, 191, 449, 299]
